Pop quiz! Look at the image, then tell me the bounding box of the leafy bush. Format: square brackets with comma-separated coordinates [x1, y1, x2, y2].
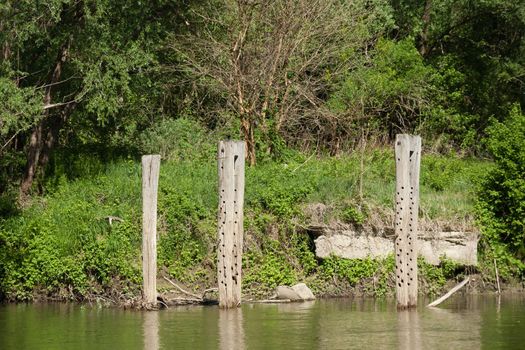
[318, 255, 395, 297]
[291, 232, 318, 276]
[0, 218, 141, 301]
[243, 250, 296, 290]
[341, 206, 366, 225]
[139, 118, 215, 161]
[320, 256, 380, 285]
[247, 163, 314, 218]
[417, 257, 462, 295]
[477, 106, 525, 275]
[329, 38, 436, 137]
[0, 160, 155, 300]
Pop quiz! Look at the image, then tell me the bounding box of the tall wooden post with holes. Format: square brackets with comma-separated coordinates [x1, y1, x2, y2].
[394, 134, 421, 309]
[217, 141, 245, 308]
[142, 155, 160, 305]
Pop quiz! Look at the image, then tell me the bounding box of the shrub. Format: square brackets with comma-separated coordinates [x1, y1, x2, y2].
[341, 206, 366, 225]
[319, 256, 379, 285]
[418, 257, 461, 295]
[246, 163, 314, 218]
[139, 118, 215, 161]
[477, 106, 525, 275]
[243, 250, 296, 290]
[328, 38, 436, 137]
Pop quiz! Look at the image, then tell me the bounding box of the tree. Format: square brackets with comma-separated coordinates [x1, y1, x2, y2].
[390, 0, 525, 148]
[328, 38, 437, 142]
[171, 0, 393, 163]
[477, 106, 525, 273]
[0, 0, 193, 200]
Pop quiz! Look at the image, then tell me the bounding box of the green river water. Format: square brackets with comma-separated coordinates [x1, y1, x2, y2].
[1, 294, 525, 349]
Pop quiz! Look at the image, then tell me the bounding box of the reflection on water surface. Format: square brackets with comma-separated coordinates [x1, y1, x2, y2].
[1, 294, 525, 349]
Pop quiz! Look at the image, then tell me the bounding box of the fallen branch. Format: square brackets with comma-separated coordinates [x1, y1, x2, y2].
[202, 287, 219, 296]
[291, 150, 316, 173]
[105, 216, 124, 225]
[163, 276, 202, 299]
[427, 277, 470, 307]
[43, 100, 76, 110]
[169, 297, 203, 303]
[157, 300, 169, 309]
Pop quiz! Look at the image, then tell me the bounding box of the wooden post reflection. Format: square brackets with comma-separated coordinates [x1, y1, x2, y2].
[143, 311, 159, 350]
[397, 310, 421, 350]
[219, 308, 245, 350]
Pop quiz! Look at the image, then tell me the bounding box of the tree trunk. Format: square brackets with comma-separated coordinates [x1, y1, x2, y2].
[240, 116, 256, 166]
[419, 0, 432, 57]
[38, 111, 69, 178]
[19, 123, 44, 197]
[19, 43, 69, 200]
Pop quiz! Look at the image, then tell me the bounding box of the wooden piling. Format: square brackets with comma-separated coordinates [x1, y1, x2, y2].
[394, 134, 421, 309]
[142, 155, 160, 305]
[217, 141, 245, 308]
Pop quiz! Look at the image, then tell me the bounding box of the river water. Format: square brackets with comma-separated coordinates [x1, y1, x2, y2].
[1, 294, 525, 349]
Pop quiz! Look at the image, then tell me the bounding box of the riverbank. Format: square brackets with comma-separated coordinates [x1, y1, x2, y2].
[0, 150, 500, 304]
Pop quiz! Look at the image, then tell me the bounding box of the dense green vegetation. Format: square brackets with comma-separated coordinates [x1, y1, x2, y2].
[477, 107, 525, 278]
[0, 119, 491, 300]
[1, 0, 524, 301]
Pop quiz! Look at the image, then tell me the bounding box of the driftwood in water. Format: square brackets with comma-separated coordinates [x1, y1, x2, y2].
[427, 277, 470, 307]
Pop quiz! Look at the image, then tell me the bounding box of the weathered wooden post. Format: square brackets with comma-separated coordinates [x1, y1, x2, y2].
[394, 134, 421, 309]
[142, 155, 160, 305]
[217, 141, 245, 308]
